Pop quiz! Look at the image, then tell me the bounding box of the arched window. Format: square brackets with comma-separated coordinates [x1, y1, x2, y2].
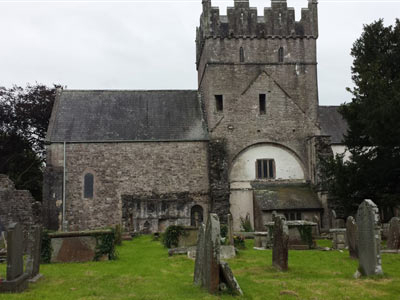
[240, 47, 244, 62]
[84, 173, 94, 198]
[278, 47, 284, 63]
[191, 205, 204, 227]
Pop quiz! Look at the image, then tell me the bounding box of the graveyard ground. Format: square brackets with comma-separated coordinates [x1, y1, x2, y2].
[0, 236, 400, 299]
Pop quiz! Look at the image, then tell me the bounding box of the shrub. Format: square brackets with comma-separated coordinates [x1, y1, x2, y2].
[162, 225, 187, 248]
[240, 213, 254, 232]
[94, 229, 117, 261]
[40, 229, 53, 264]
[114, 224, 122, 246]
[220, 224, 228, 238]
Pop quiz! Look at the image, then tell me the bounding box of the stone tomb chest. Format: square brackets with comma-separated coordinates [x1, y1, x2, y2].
[266, 221, 317, 250]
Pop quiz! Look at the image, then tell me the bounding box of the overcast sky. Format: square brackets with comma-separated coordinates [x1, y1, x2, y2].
[0, 0, 399, 105]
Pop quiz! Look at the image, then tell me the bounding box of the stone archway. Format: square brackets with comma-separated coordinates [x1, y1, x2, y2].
[190, 205, 204, 227]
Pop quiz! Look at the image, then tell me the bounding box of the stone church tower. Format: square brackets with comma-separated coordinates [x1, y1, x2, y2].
[197, 0, 324, 229]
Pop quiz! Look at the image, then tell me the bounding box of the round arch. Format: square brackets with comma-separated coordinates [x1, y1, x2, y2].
[229, 142, 306, 182]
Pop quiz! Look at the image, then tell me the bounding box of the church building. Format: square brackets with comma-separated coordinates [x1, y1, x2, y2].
[43, 0, 347, 233]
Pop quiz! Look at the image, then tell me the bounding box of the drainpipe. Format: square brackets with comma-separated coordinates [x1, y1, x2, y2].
[62, 141, 67, 231]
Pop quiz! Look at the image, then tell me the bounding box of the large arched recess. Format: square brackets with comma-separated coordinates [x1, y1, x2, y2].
[229, 143, 306, 231]
[229, 143, 306, 182]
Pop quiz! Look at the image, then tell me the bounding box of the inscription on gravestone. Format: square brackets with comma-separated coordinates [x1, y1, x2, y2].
[355, 199, 383, 277]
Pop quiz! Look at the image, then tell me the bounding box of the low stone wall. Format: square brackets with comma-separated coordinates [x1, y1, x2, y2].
[47, 230, 115, 263]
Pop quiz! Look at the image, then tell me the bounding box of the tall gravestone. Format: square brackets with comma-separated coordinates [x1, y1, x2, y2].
[227, 214, 234, 246]
[387, 217, 400, 250]
[272, 215, 289, 271]
[354, 200, 383, 277]
[26, 225, 42, 281]
[194, 214, 243, 295]
[346, 216, 358, 259]
[0, 223, 29, 293]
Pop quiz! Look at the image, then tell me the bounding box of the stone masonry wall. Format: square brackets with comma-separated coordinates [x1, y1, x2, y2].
[45, 141, 210, 231]
[0, 174, 41, 249]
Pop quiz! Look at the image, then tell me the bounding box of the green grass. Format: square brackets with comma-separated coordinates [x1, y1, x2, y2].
[0, 236, 400, 299]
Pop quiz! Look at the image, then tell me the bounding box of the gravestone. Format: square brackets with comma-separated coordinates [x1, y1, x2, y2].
[330, 228, 346, 249]
[346, 216, 358, 259]
[227, 214, 234, 246]
[194, 214, 242, 295]
[387, 217, 400, 250]
[193, 223, 206, 286]
[0, 223, 29, 293]
[312, 215, 320, 236]
[26, 226, 43, 281]
[272, 215, 289, 271]
[354, 200, 383, 278]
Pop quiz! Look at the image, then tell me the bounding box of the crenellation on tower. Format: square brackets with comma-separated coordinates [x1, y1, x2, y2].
[196, 0, 318, 67]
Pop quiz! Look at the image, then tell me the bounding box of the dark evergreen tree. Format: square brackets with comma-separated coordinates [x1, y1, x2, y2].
[323, 19, 400, 220]
[0, 84, 61, 200]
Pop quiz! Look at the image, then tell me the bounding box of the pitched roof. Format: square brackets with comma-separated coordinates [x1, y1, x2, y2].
[46, 90, 209, 143]
[253, 184, 322, 211]
[318, 106, 348, 144]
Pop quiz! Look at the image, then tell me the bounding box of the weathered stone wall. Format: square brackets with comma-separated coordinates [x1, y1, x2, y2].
[0, 175, 41, 247]
[44, 142, 210, 231]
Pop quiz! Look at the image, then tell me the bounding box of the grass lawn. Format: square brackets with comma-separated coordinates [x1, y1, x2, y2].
[0, 236, 400, 299]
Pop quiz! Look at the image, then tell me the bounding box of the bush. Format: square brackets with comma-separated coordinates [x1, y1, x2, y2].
[114, 224, 122, 246]
[220, 224, 228, 238]
[240, 214, 254, 232]
[94, 229, 117, 261]
[162, 225, 186, 248]
[40, 230, 53, 264]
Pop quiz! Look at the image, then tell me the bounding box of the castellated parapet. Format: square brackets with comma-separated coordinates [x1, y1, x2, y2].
[196, 0, 318, 67]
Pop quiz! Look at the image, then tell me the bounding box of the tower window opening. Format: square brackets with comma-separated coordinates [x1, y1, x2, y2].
[215, 95, 223, 112]
[259, 94, 266, 114]
[256, 159, 275, 179]
[240, 47, 244, 62]
[278, 47, 284, 63]
[84, 173, 94, 198]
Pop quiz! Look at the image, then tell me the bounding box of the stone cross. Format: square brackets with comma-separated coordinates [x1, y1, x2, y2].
[354, 199, 383, 277]
[227, 214, 234, 246]
[387, 217, 400, 250]
[272, 215, 289, 271]
[346, 216, 358, 259]
[26, 225, 42, 280]
[6, 223, 24, 281]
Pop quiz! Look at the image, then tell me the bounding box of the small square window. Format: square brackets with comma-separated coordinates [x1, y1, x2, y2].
[256, 159, 275, 179]
[259, 94, 266, 114]
[215, 95, 223, 112]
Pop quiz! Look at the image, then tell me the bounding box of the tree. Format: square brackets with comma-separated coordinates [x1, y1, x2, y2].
[323, 19, 400, 219]
[0, 84, 61, 200]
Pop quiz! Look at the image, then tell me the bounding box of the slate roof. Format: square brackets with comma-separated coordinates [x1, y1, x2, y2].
[254, 185, 322, 211]
[46, 90, 209, 143]
[318, 106, 348, 144]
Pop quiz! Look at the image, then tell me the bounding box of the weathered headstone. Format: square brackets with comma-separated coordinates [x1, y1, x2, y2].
[312, 215, 320, 236]
[26, 226, 42, 281]
[354, 200, 383, 278]
[272, 215, 289, 271]
[6, 223, 24, 281]
[330, 228, 347, 249]
[194, 214, 242, 295]
[194, 223, 206, 286]
[387, 217, 400, 250]
[0, 223, 29, 293]
[346, 216, 358, 259]
[227, 214, 234, 246]
[220, 261, 243, 296]
[204, 214, 221, 293]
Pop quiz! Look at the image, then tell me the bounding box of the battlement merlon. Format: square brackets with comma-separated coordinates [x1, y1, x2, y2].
[197, 0, 318, 41]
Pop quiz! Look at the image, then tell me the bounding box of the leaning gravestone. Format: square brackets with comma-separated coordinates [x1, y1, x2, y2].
[194, 214, 242, 295]
[272, 215, 289, 271]
[346, 216, 358, 259]
[354, 200, 383, 278]
[387, 217, 400, 250]
[26, 225, 43, 281]
[0, 223, 29, 293]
